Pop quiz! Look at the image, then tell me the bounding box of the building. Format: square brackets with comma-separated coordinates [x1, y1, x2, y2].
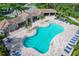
[0, 8, 57, 36]
[0, 19, 10, 36]
[40, 9, 57, 16]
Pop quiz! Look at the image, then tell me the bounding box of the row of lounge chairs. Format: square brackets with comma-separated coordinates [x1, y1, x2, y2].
[3, 37, 22, 56]
[10, 50, 21, 56]
[3, 37, 13, 49]
[61, 29, 79, 56]
[60, 19, 72, 24]
[55, 17, 72, 24]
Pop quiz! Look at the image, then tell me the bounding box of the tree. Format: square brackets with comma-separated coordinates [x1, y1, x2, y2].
[0, 3, 26, 20]
[0, 34, 9, 56]
[10, 3, 26, 16]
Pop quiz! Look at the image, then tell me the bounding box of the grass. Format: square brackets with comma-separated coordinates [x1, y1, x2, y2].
[0, 15, 16, 21]
[71, 39, 79, 56]
[76, 18, 79, 21]
[38, 15, 45, 19]
[56, 16, 79, 26]
[0, 17, 5, 21]
[66, 18, 79, 26]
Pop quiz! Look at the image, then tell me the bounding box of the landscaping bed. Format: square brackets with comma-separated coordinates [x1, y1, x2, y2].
[0, 35, 9, 56]
[71, 39, 79, 56]
[66, 18, 79, 26]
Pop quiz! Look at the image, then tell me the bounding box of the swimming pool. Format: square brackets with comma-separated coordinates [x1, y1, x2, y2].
[23, 24, 64, 53]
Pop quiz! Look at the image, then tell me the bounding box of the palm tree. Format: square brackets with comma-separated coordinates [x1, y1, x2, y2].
[0, 4, 13, 20]
[9, 3, 26, 16]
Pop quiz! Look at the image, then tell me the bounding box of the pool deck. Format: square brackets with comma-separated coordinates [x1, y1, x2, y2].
[6, 16, 79, 56]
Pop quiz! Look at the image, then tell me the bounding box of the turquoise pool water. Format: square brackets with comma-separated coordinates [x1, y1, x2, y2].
[23, 24, 64, 53]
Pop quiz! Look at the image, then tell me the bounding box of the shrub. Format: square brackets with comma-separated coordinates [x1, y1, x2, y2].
[38, 15, 45, 19]
[66, 18, 79, 26]
[72, 49, 79, 56]
[0, 45, 9, 56]
[0, 35, 5, 40]
[71, 40, 79, 56]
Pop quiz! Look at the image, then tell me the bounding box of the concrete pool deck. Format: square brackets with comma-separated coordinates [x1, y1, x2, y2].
[7, 16, 79, 56]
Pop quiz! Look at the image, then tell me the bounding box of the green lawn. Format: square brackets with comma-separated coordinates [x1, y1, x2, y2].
[66, 18, 79, 26]
[71, 39, 79, 56]
[76, 18, 79, 21]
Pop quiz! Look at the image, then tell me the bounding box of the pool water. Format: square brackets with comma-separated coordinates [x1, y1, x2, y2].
[23, 24, 64, 53]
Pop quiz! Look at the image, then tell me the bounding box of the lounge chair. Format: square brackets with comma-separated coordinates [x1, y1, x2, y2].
[61, 54, 64, 56]
[64, 20, 71, 24]
[5, 43, 12, 50]
[7, 38, 12, 43]
[10, 50, 21, 56]
[14, 50, 21, 56]
[4, 38, 12, 46]
[65, 21, 68, 23]
[63, 43, 73, 54]
[74, 35, 79, 38]
[68, 43, 74, 47]
[64, 48, 70, 53]
[3, 37, 13, 44]
[70, 36, 78, 44]
[71, 38, 77, 42]
[76, 30, 79, 34]
[73, 37, 78, 39]
[66, 46, 72, 50]
[62, 20, 65, 22]
[3, 38, 8, 45]
[64, 45, 72, 54]
[70, 40, 76, 44]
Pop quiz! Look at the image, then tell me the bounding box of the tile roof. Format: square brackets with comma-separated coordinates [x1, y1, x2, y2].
[0, 8, 56, 30]
[28, 7, 41, 16]
[40, 9, 57, 13]
[0, 19, 9, 29]
[7, 12, 30, 24]
[14, 12, 30, 23]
